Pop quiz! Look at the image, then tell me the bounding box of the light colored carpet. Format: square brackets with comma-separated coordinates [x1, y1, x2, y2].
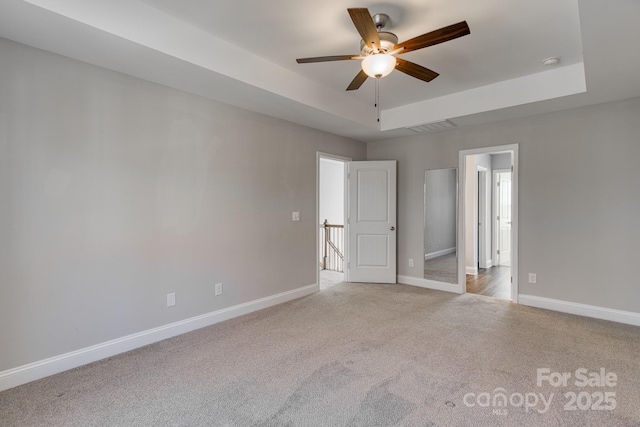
[2, 283, 639, 426]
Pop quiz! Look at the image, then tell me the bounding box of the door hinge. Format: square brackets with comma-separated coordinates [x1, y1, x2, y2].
[497, 250, 500, 255]
[348, 262, 351, 269]
[511, 165, 514, 172]
[347, 217, 350, 224]
[510, 276, 513, 283]
[497, 215, 500, 221]
[497, 181, 500, 187]
[347, 172, 351, 179]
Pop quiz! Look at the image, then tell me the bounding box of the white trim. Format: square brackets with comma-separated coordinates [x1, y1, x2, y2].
[424, 247, 456, 260]
[397, 275, 461, 294]
[466, 266, 478, 275]
[519, 295, 640, 327]
[0, 284, 318, 392]
[477, 166, 489, 269]
[511, 146, 519, 303]
[459, 144, 519, 303]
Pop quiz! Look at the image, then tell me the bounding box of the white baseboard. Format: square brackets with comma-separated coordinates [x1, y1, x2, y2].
[397, 275, 461, 294]
[519, 294, 640, 327]
[424, 247, 456, 261]
[0, 284, 318, 392]
[466, 266, 478, 275]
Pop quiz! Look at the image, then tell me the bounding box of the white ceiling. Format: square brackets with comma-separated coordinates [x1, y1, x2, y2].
[1, 0, 639, 142]
[140, 0, 584, 108]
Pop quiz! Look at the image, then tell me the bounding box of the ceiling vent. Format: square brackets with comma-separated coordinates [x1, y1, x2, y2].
[406, 119, 457, 133]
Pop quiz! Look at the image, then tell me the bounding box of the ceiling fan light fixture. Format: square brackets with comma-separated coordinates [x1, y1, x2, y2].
[361, 54, 397, 79]
[296, 8, 470, 91]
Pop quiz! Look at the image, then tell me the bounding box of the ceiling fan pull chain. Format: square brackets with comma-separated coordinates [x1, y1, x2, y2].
[376, 78, 380, 123]
[374, 78, 378, 108]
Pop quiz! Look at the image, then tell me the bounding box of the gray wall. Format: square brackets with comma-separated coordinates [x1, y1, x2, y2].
[368, 96, 640, 314]
[0, 38, 365, 371]
[492, 153, 511, 171]
[319, 159, 345, 225]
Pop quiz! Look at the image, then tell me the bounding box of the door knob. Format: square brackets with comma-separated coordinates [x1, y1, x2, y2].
[390, 226, 395, 231]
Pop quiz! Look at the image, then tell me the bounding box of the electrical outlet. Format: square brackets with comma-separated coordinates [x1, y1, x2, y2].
[292, 212, 300, 221]
[215, 283, 223, 296]
[167, 293, 176, 307]
[409, 259, 414, 267]
[528, 273, 537, 284]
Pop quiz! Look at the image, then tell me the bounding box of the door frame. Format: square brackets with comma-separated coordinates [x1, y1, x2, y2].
[458, 144, 519, 302]
[316, 152, 351, 289]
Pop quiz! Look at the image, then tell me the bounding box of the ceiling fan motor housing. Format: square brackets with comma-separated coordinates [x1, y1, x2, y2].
[360, 32, 399, 56]
[372, 13, 391, 29]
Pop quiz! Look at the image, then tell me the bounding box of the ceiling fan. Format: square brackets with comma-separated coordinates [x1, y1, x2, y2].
[296, 8, 470, 91]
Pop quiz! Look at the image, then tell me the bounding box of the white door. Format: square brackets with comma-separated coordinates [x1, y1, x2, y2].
[347, 161, 397, 283]
[477, 168, 489, 269]
[497, 172, 512, 266]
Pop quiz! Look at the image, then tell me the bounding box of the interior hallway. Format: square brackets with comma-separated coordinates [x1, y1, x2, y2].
[466, 266, 510, 300]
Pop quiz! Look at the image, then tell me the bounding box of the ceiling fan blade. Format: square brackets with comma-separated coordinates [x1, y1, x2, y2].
[395, 58, 439, 82]
[395, 21, 470, 54]
[346, 69, 369, 91]
[296, 55, 359, 64]
[348, 8, 381, 49]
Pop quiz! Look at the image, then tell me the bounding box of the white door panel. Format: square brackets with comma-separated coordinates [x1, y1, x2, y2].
[498, 172, 512, 267]
[347, 161, 397, 283]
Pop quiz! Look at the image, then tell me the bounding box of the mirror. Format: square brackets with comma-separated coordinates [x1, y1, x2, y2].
[424, 168, 458, 283]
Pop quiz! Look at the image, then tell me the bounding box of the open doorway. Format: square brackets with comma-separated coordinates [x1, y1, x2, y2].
[459, 145, 518, 301]
[317, 154, 348, 290]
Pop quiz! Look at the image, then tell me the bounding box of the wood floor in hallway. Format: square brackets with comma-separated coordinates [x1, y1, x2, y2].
[466, 266, 511, 300]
